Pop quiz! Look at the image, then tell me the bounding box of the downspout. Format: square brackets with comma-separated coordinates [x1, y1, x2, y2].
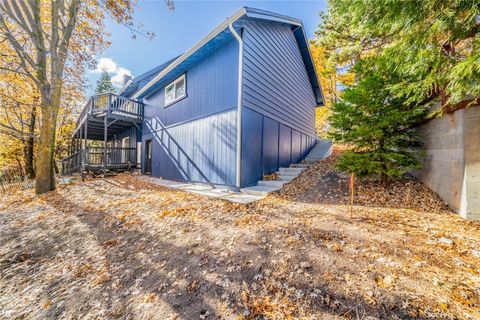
[229, 22, 243, 189]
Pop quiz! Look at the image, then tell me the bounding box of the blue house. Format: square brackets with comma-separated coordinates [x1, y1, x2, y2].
[64, 7, 324, 190]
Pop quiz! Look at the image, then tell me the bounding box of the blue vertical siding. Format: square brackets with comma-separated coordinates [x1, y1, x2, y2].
[141, 39, 239, 186]
[137, 19, 318, 187]
[143, 109, 237, 186]
[241, 108, 263, 186]
[240, 20, 317, 186]
[143, 39, 239, 129]
[291, 130, 301, 163]
[262, 117, 279, 173]
[279, 123, 292, 167]
[242, 20, 317, 136]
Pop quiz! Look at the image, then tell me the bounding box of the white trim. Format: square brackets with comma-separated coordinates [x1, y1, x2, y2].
[229, 22, 243, 188]
[244, 11, 302, 26]
[164, 74, 186, 107]
[132, 7, 247, 99]
[118, 79, 132, 96]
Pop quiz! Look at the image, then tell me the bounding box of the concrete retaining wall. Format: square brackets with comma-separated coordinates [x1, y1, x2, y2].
[413, 105, 480, 220]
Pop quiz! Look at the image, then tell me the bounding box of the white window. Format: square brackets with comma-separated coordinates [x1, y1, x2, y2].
[164, 74, 186, 106]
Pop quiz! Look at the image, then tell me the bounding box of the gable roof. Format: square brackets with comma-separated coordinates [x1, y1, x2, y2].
[132, 7, 324, 105]
[118, 56, 180, 98]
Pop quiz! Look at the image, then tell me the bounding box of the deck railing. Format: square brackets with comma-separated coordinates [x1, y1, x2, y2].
[61, 150, 85, 175]
[61, 147, 137, 175]
[85, 147, 137, 166]
[76, 93, 144, 128]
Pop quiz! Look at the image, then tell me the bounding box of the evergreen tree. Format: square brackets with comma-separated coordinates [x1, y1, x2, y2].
[95, 71, 116, 94]
[328, 59, 427, 182]
[317, 0, 480, 107]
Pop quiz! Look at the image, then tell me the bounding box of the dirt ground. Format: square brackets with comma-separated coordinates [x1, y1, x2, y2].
[1, 149, 479, 320]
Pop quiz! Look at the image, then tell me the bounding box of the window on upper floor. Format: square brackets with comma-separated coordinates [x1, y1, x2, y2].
[164, 74, 186, 106]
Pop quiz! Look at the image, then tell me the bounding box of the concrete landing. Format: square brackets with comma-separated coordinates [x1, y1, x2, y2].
[141, 176, 264, 204]
[241, 185, 281, 196]
[141, 139, 332, 204]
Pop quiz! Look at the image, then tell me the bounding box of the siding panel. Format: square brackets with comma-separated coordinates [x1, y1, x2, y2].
[242, 20, 317, 137]
[143, 109, 237, 186]
[262, 117, 279, 174]
[241, 107, 263, 186]
[291, 130, 301, 163]
[143, 39, 238, 131]
[141, 39, 239, 186]
[279, 123, 292, 168]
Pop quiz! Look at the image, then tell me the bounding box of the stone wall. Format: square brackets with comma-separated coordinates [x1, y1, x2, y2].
[413, 105, 480, 220]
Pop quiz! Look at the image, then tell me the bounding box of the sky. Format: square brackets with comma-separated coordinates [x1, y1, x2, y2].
[87, 0, 328, 95]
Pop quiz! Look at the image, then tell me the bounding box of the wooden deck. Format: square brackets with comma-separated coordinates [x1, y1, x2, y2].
[62, 93, 144, 176]
[73, 93, 144, 140]
[61, 147, 138, 175]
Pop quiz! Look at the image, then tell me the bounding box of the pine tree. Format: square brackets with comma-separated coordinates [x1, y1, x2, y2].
[328, 59, 427, 183]
[317, 0, 480, 107]
[95, 71, 116, 94]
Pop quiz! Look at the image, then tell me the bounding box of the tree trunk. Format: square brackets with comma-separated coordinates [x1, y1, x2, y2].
[35, 98, 58, 194]
[25, 103, 37, 179]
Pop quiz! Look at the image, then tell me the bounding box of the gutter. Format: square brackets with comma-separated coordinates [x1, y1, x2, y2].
[229, 22, 243, 188]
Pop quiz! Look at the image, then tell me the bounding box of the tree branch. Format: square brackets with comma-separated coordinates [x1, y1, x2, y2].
[0, 13, 39, 84]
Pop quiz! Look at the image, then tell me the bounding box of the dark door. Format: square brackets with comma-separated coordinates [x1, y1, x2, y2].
[145, 140, 152, 174]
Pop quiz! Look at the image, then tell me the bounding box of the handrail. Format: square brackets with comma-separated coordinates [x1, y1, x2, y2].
[75, 93, 144, 129]
[61, 147, 137, 175]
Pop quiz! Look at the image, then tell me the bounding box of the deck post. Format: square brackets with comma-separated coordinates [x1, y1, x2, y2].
[81, 122, 87, 181]
[75, 135, 79, 152]
[103, 115, 107, 177]
[84, 117, 88, 151]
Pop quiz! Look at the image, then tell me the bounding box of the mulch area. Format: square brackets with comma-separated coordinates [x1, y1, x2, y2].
[0, 147, 479, 319]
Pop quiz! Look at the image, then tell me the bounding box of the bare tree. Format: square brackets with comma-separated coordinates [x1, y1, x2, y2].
[0, 0, 80, 193]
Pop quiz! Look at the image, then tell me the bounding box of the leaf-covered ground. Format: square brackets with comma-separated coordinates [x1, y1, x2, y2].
[1, 149, 479, 319]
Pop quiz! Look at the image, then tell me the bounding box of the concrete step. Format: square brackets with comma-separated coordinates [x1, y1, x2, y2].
[276, 170, 298, 176]
[278, 172, 298, 181]
[241, 185, 281, 197]
[277, 175, 296, 181]
[290, 163, 310, 168]
[279, 167, 304, 173]
[257, 180, 287, 188]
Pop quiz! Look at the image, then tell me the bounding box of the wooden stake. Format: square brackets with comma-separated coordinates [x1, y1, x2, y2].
[349, 173, 355, 219]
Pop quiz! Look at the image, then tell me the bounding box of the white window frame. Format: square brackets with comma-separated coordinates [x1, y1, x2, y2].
[164, 74, 186, 107]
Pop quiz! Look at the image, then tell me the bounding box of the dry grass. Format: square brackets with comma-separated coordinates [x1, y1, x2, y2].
[0, 148, 479, 319]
